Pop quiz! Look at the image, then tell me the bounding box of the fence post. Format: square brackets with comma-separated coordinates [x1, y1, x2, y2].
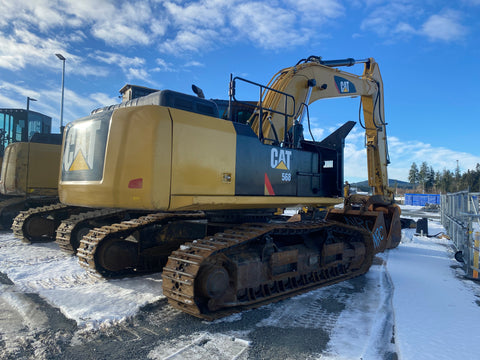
[441, 191, 480, 280]
[474, 232, 479, 279]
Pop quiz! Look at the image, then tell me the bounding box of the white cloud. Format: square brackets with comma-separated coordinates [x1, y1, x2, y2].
[159, 0, 345, 53]
[420, 11, 467, 42]
[359, 2, 468, 43]
[285, 0, 344, 19]
[0, 27, 107, 76]
[230, 3, 302, 49]
[340, 126, 480, 182]
[161, 28, 220, 54]
[163, 0, 226, 28]
[307, 121, 480, 183]
[0, 81, 40, 105]
[93, 51, 145, 69]
[88, 92, 120, 110]
[0, 0, 158, 46]
[0, 0, 347, 74]
[360, 1, 417, 37]
[125, 68, 151, 82]
[184, 61, 204, 68]
[154, 58, 175, 72]
[393, 22, 416, 35]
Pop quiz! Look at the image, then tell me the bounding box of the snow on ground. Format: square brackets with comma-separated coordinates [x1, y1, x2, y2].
[1, 206, 480, 359]
[147, 332, 251, 359]
[322, 261, 397, 359]
[0, 233, 163, 329]
[386, 222, 480, 360]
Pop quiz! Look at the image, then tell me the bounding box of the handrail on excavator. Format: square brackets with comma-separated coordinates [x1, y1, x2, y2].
[229, 75, 296, 146]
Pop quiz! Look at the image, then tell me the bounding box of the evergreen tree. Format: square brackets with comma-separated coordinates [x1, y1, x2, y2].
[426, 166, 435, 192]
[406, 162, 480, 194]
[419, 161, 429, 193]
[408, 162, 419, 186]
[441, 169, 454, 193]
[434, 171, 441, 192]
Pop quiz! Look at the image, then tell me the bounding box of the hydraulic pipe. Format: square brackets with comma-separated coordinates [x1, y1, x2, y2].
[318, 58, 370, 67]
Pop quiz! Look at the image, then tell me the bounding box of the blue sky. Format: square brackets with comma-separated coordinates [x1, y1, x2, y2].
[1, 0, 479, 182]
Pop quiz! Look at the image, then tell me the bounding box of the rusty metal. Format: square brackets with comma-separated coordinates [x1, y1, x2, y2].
[11, 203, 78, 243]
[326, 199, 402, 252]
[326, 209, 388, 253]
[163, 220, 375, 320]
[75, 212, 206, 277]
[55, 208, 130, 253]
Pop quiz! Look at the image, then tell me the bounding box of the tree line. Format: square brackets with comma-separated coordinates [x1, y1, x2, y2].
[408, 161, 480, 193]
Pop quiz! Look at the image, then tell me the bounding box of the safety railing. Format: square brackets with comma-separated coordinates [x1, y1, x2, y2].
[441, 191, 480, 280]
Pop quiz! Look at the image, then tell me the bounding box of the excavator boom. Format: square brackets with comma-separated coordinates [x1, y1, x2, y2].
[248, 56, 390, 198]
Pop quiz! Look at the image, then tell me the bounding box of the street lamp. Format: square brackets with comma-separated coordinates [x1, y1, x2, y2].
[55, 53, 66, 132]
[26, 96, 37, 142]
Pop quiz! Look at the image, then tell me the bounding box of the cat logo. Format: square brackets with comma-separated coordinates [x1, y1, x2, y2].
[334, 75, 356, 94]
[271, 148, 292, 170]
[69, 150, 90, 171]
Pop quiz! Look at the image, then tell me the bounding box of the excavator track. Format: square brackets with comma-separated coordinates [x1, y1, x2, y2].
[163, 220, 374, 320]
[11, 203, 81, 243]
[76, 211, 206, 278]
[55, 208, 141, 254]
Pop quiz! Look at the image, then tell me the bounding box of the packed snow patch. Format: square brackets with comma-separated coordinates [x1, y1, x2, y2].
[147, 332, 251, 359]
[0, 232, 164, 329]
[387, 223, 480, 360]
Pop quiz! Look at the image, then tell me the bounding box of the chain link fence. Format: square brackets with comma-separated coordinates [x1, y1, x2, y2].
[441, 191, 480, 280]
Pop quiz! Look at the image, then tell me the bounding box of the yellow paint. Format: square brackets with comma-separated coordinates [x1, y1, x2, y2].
[60, 105, 173, 210]
[59, 103, 345, 211]
[0, 142, 60, 197]
[169, 195, 342, 211]
[170, 108, 236, 197]
[69, 151, 90, 171]
[275, 161, 288, 170]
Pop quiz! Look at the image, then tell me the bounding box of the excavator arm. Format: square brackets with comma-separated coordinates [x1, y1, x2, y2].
[245, 56, 400, 249]
[248, 56, 390, 199]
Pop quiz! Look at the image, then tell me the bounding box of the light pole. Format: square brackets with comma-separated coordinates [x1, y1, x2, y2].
[26, 96, 37, 142]
[55, 53, 66, 133]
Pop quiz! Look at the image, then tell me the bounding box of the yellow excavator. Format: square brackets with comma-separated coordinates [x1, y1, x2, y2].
[1, 136, 140, 244]
[4, 89, 155, 244]
[0, 133, 66, 230]
[59, 56, 401, 319]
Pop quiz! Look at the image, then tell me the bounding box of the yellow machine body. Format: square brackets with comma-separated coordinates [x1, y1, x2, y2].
[0, 142, 60, 197]
[59, 105, 342, 210]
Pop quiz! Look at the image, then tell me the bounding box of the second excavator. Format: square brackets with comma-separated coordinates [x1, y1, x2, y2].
[58, 56, 401, 319]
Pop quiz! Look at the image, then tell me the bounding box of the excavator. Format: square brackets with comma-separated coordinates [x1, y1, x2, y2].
[0, 133, 67, 230]
[5, 89, 156, 245]
[58, 56, 401, 319]
[0, 135, 143, 244]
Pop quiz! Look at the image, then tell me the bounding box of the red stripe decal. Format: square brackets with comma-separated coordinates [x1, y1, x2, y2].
[264, 173, 275, 196]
